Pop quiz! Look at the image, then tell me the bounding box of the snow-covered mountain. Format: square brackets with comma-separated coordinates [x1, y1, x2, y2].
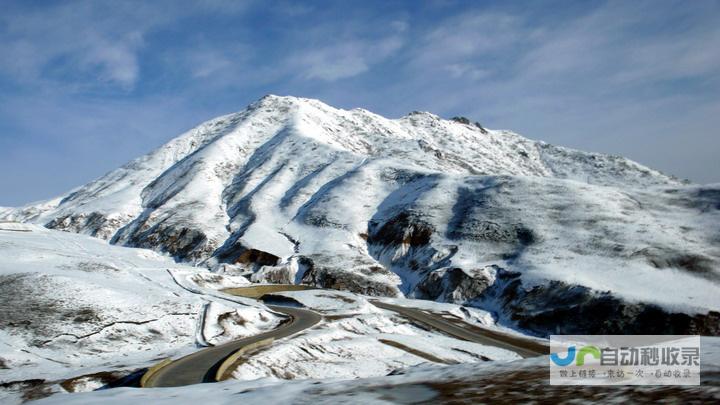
[2, 95, 718, 335]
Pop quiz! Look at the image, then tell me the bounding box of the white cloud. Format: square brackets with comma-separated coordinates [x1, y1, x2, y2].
[77, 33, 144, 88]
[416, 12, 521, 65]
[444, 63, 488, 80]
[186, 46, 250, 79]
[390, 20, 409, 33]
[0, 3, 150, 89]
[293, 36, 404, 81]
[0, 1, 251, 90]
[302, 52, 369, 81]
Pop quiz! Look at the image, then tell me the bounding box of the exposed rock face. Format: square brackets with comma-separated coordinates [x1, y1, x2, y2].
[45, 212, 128, 240]
[413, 266, 496, 303]
[367, 209, 457, 294]
[251, 265, 293, 284]
[249, 255, 316, 284]
[408, 264, 720, 336]
[370, 211, 434, 247]
[213, 236, 281, 271]
[236, 249, 280, 267]
[484, 275, 720, 336]
[631, 247, 718, 281]
[301, 265, 401, 297]
[113, 221, 211, 262]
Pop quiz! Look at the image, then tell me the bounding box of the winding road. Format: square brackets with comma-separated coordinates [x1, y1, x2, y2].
[142, 286, 546, 388]
[143, 305, 322, 388]
[370, 300, 547, 358]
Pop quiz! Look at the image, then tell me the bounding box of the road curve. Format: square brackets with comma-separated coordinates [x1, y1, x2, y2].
[144, 305, 322, 387]
[370, 300, 547, 358]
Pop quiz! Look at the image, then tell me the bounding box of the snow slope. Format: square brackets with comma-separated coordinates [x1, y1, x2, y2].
[229, 289, 519, 381]
[0, 224, 282, 403]
[2, 95, 718, 336]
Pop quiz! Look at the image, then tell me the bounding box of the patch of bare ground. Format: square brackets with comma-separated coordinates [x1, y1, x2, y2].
[222, 284, 315, 299]
[378, 339, 457, 365]
[438, 312, 549, 355]
[2, 368, 146, 402]
[60, 370, 127, 392]
[323, 314, 360, 321]
[313, 292, 358, 304]
[0, 379, 56, 403]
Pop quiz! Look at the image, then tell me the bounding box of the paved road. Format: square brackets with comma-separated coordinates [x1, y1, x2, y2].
[144, 305, 322, 387]
[370, 300, 547, 358]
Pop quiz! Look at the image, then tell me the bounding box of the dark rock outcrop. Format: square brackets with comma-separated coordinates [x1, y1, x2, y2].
[212, 234, 280, 271]
[115, 222, 210, 262]
[368, 211, 434, 248]
[301, 266, 400, 297]
[46, 212, 127, 240]
[477, 271, 720, 336]
[631, 247, 718, 281]
[412, 267, 494, 302]
[236, 249, 280, 267]
[251, 265, 293, 284]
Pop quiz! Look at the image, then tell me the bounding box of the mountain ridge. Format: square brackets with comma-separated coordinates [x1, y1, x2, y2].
[2, 94, 681, 227]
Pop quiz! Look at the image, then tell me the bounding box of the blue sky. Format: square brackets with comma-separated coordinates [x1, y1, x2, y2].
[1, 0, 719, 206]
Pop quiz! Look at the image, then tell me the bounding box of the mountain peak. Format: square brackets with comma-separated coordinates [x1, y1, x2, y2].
[2, 97, 680, 253]
[251, 94, 329, 109]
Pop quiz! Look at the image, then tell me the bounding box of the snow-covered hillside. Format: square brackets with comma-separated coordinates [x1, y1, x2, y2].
[0, 223, 284, 403]
[2, 95, 718, 336]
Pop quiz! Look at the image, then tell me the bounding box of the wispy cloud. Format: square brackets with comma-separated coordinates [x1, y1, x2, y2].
[0, 1, 250, 90]
[1, 2, 149, 89]
[293, 36, 404, 81]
